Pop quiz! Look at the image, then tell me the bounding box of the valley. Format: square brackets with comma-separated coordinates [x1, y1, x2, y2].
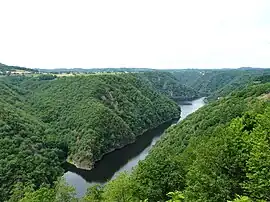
[64, 97, 205, 197]
[0, 63, 270, 202]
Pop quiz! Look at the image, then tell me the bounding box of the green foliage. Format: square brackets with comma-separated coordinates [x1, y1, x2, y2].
[242, 108, 270, 201]
[100, 82, 270, 202]
[229, 195, 252, 202]
[1, 68, 270, 202]
[102, 172, 136, 202]
[16, 178, 78, 202]
[8, 183, 35, 202]
[37, 74, 57, 80]
[81, 185, 103, 202]
[54, 179, 78, 202]
[0, 79, 64, 201]
[19, 187, 55, 202]
[228, 195, 266, 202]
[0, 73, 181, 201]
[135, 71, 199, 101]
[166, 191, 185, 202]
[24, 74, 180, 169]
[170, 69, 270, 100]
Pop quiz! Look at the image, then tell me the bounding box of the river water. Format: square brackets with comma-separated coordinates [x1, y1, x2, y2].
[64, 97, 205, 197]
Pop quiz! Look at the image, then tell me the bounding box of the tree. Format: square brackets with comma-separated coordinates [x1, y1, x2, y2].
[82, 185, 103, 202]
[102, 172, 135, 202]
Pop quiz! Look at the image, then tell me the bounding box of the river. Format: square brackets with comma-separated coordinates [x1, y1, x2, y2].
[63, 97, 205, 197]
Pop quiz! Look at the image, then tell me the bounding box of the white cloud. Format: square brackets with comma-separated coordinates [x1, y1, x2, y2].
[0, 0, 269, 69]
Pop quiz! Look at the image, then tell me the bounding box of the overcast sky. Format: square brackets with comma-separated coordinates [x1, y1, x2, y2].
[0, 0, 269, 69]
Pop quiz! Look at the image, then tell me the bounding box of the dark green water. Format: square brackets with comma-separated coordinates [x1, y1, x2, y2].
[64, 97, 205, 197]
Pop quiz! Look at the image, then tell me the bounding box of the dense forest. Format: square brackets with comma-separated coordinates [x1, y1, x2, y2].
[26, 76, 268, 202]
[0, 78, 65, 201]
[0, 71, 185, 201]
[24, 74, 182, 169]
[135, 72, 199, 101]
[170, 68, 270, 100]
[1, 64, 270, 202]
[78, 78, 269, 201]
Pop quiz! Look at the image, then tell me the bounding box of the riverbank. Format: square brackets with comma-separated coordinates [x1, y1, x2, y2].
[64, 97, 206, 197]
[65, 113, 180, 170]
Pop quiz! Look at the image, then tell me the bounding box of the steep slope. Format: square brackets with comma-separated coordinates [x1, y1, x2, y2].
[16, 74, 181, 168]
[15, 75, 270, 202]
[0, 73, 182, 201]
[135, 71, 199, 101]
[0, 79, 64, 201]
[7, 71, 270, 202]
[96, 81, 270, 202]
[170, 68, 270, 100]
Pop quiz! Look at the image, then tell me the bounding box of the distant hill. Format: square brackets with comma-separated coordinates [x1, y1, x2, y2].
[0, 63, 37, 74]
[135, 71, 199, 101]
[0, 63, 37, 72]
[238, 67, 266, 70]
[169, 68, 270, 100]
[38, 67, 155, 73]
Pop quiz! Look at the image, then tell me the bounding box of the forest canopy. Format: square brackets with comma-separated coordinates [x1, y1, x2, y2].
[1, 66, 269, 202]
[0, 72, 183, 201]
[88, 81, 270, 202]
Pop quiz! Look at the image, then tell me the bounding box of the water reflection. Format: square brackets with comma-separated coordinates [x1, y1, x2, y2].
[63, 120, 175, 183]
[64, 97, 205, 197]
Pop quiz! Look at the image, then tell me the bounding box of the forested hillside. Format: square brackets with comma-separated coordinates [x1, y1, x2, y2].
[90, 80, 269, 201]
[23, 74, 181, 169]
[0, 79, 64, 201]
[170, 68, 270, 100]
[135, 72, 198, 101]
[13, 75, 270, 202]
[2, 67, 270, 202]
[0, 73, 182, 201]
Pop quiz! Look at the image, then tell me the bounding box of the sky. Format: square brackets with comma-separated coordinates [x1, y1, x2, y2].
[0, 0, 269, 69]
